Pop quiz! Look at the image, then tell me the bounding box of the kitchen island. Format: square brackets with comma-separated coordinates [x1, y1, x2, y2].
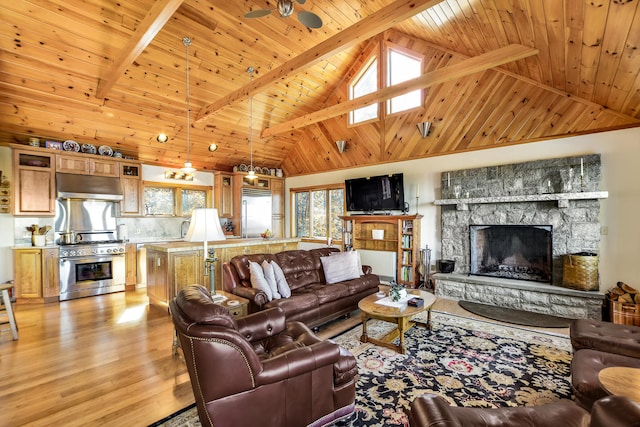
[145, 237, 300, 308]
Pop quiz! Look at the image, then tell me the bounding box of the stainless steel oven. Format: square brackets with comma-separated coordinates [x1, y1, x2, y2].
[59, 242, 126, 301]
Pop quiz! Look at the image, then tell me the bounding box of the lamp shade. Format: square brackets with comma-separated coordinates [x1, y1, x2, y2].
[185, 208, 226, 243]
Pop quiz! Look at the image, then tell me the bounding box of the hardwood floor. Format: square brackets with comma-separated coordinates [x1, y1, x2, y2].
[0, 290, 193, 426]
[0, 289, 568, 426]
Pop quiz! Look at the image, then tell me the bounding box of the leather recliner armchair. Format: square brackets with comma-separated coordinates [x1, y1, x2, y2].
[170, 285, 357, 427]
[407, 393, 640, 427]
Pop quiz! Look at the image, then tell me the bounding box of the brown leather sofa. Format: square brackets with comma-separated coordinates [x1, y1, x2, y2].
[170, 285, 358, 427]
[407, 394, 640, 427]
[570, 319, 640, 409]
[223, 247, 380, 328]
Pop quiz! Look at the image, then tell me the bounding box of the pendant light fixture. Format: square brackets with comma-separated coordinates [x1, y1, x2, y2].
[246, 66, 257, 180]
[180, 36, 196, 174]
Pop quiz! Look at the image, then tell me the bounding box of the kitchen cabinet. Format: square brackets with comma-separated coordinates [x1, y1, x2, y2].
[241, 174, 270, 189]
[13, 247, 59, 303]
[12, 148, 56, 216]
[172, 250, 205, 293]
[146, 249, 205, 307]
[42, 248, 60, 299]
[340, 214, 422, 288]
[145, 238, 300, 308]
[120, 162, 142, 216]
[214, 172, 234, 218]
[146, 250, 167, 305]
[271, 178, 285, 238]
[125, 243, 137, 289]
[56, 153, 119, 177]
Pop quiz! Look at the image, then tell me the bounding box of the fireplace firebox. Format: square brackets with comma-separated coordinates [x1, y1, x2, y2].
[469, 225, 552, 283]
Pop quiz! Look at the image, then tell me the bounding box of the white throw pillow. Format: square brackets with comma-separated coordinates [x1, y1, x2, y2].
[352, 250, 364, 276]
[271, 261, 291, 298]
[249, 261, 272, 301]
[320, 251, 361, 284]
[262, 260, 281, 299]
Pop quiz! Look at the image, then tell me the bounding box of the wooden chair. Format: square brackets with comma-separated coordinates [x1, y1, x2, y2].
[0, 283, 18, 340]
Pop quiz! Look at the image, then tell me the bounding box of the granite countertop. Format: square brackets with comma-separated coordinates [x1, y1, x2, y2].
[12, 244, 59, 250]
[130, 235, 243, 245]
[144, 237, 300, 253]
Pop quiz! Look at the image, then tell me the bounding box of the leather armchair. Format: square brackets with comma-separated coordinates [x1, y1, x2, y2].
[590, 395, 640, 427]
[170, 285, 357, 427]
[407, 394, 640, 427]
[406, 394, 589, 427]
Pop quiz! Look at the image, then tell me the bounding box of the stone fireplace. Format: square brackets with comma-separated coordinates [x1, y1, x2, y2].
[433, 155, 607, 320]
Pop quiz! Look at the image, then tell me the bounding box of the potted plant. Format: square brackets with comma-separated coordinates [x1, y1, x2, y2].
[389, 280, 407, 302]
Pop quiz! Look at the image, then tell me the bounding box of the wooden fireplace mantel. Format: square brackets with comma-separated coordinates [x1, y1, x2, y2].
[433, 191, 608, 210]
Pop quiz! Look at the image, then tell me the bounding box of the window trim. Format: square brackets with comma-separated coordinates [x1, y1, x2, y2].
[290, 183, 345, 244]
[142, 181, 212, 217]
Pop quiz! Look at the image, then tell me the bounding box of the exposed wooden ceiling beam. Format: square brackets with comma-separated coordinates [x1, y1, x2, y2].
[195, 0, 445, 123]
[96, 0, 185, 99]
[261, 44, 539, 137]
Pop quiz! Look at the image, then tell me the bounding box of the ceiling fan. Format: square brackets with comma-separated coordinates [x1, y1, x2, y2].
[245, 0, 323, 29]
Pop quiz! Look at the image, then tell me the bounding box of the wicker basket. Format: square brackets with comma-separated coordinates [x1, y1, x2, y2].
[610, 300, 640, 326]
[562, 252, 599, 291]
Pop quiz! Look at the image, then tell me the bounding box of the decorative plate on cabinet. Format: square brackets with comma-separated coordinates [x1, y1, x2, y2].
[81, 144, 97, 154]
[238, 164, 248, 172]
[63, 140, 80, 152]
[98, 145, 113, 156]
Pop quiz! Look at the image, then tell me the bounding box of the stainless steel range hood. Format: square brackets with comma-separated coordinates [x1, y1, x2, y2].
[56, 172, 124, 201]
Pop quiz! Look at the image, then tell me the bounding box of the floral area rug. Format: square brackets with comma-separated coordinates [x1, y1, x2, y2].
[150, 311, 572, 426]
[337, 311, 572, 426]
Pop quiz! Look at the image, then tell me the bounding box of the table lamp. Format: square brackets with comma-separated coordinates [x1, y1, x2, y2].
[185, 208, 226, 298]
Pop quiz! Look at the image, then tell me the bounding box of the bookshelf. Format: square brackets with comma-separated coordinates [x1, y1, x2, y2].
[340, 214, 422, 288]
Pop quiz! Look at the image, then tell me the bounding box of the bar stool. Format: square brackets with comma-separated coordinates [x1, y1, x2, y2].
[0, 283, 18, 340]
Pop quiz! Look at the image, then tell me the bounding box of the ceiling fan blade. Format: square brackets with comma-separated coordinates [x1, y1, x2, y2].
[298, 11, 322, 28]
[245, 9, 273, 18]
[296, 0, 307, 4]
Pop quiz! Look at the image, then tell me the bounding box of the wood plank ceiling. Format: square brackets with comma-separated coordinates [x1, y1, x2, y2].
[1, 0, 639, 177]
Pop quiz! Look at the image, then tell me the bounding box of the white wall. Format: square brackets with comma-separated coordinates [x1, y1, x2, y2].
[286, 127, 640, 291]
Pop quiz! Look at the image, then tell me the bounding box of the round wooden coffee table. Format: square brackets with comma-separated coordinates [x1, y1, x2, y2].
[358, 289, 436, 354]
[598, 367, 640, 404]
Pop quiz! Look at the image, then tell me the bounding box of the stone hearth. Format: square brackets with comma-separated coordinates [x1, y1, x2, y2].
[434, 155, 607, 320]
[434, 273, 603, 319]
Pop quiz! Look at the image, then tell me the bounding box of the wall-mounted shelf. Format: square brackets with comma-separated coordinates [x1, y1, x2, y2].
[434, 191, 608, 210]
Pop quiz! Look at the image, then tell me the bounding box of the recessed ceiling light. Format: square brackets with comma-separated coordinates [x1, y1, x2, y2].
[208, 143, 218, 152]
[157, 133, 168, 143]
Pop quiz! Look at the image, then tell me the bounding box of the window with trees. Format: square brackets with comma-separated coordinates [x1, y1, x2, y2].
[143, 182, 211, 217]
[292, 185, 344, 242]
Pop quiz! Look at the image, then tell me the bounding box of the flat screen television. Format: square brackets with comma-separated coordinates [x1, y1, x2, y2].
[345, 173, 405, 212]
